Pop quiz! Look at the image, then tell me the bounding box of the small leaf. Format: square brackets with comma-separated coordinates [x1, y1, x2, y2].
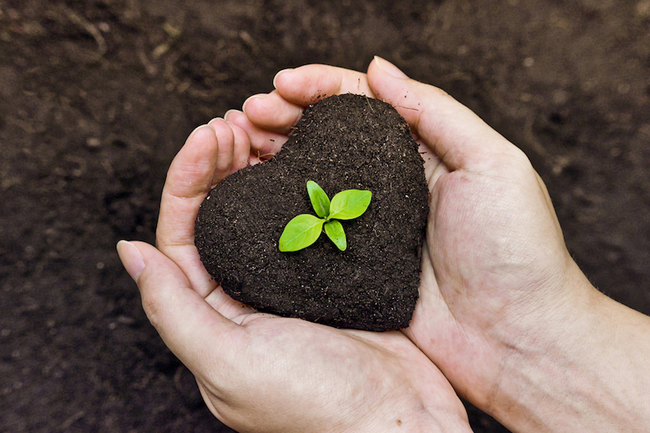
[279, 214, 325, 252]
[306, 181, 330, 218]
[328, 189, 372, 220]
[324, 220, 347, 251]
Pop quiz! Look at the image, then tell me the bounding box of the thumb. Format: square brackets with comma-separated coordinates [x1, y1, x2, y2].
[116, 240, 240, 376]
[368, 56, 522, 171]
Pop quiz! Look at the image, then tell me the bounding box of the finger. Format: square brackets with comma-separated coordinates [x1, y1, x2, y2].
[224, 109, 287, 157]
[272, 64, 375, 107]
[207, 118, 254, 175]
[242, 90, 304, 135]
[157, 124, 218, 248]
[156, 124, 221, 296]
[204, 286, 256, 322]
[206, 119, 235, 184]
[367, 56, 526, 172]
[222, 120, 259, 171]
[117, 240, 242, 378]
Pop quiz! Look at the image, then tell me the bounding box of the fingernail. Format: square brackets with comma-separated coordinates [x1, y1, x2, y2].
[273, 68, 294, 89]
[242, 94, 266, 114]
[373, 56, 409, 79]
[223, 109, 241, 121]
[116, 240, 145, 282]
[207, 117, 225, 128]
[185, 124, 213, 146]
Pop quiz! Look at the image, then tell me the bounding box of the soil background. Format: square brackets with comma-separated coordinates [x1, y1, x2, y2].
[1, 1, 649, 432]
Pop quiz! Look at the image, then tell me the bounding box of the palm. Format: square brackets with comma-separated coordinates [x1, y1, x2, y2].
[198, 313, 464, 432]
[405, 156, 573, 399]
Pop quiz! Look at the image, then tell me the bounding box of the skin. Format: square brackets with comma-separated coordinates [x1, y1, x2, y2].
[118, 57, 650, 432]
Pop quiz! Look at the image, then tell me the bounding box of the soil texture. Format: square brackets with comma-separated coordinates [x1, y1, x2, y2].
[195, 94, 429, 331]
[2, 1, 650, 432]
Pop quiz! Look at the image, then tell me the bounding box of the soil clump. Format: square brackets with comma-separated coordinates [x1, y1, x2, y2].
[195, 94, 429, 331]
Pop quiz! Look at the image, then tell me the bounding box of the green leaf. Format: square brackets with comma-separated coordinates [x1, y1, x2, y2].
[279, 214, 324, 252]
[328, 189, 372, 220]
[306, 181, 330, 218]
[324, 220, 347, 251]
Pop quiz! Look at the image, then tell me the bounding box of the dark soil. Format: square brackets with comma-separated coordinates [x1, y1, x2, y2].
[2, 1, 649, 432]
[195, 94, 429, 331]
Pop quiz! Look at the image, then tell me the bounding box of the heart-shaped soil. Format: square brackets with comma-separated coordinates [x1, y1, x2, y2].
[195, 94, 429, 331]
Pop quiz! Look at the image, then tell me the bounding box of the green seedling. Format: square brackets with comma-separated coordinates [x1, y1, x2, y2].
[279, 181, 372, 252]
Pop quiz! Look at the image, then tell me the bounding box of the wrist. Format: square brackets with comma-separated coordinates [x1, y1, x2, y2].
[485, 266, 650, 433]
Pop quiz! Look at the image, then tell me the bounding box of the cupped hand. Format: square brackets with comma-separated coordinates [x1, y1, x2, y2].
[117, 117, 472, 432]
[238, 58, 601, 428]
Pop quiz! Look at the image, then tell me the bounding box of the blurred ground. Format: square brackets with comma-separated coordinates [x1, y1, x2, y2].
[1, 0, 649, 432]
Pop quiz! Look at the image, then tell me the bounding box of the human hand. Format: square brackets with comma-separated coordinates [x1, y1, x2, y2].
[117, 118, 472, 432]
[238, 58, 650, 433]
